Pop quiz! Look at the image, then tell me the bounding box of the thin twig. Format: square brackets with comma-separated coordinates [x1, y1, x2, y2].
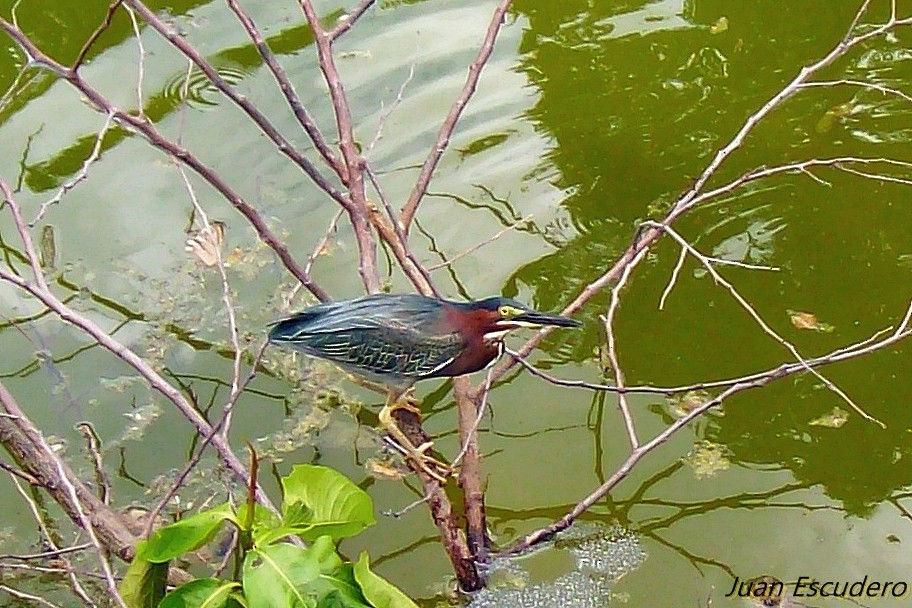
[144, 343, 268, 538]
[603, 246, 649, 449]
[0, 584, 62, 608]
[225, 0, 343, 176]
[73, 0, 124, 71]
[645, 220, 884, 428]
[299, 0, 382, 293]
[328, 0, 377, 40]
[799, 79, 912, 105]
[426, 216, 530, 271]
[10, 469, 102, 608]
[400, 0, 514, 233]
[31, 112, 115, 226]
[123, 3, 146, 118]
[75, 423, 111, 505]
[501, 305, 912, 556]
[366, 63, 415, 156]
[363, 163, 440, 297]
[451, 367, 493, 468]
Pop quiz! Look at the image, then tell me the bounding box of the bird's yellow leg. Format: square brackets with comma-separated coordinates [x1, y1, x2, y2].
[379, 390, 450, 482]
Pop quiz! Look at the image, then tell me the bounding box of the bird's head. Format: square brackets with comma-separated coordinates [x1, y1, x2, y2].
[454, 297, 582, 342]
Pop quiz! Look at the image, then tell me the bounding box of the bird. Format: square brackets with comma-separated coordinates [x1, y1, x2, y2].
[268, 293, 582, 479]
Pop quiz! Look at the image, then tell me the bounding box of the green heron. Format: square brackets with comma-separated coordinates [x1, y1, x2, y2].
[268, 294, 581, 479]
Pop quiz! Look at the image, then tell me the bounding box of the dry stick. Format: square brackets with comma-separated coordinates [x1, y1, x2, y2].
[121, 1, 344, 207]
[603, 247, 649, 449]
[426, 216, 530, 271]
[659, 246, 689, 311]
[668, 2, 912, 221]
[0, 388, 126, 608]
[171, 74, 244, 435]
[31, 112, 115, 226]
[0, 184, 279, 515]
[799, 79, 912, 104]
[453, 376, 487, 563]
[225, 0, 343, 176]
[299, 0, 381, 293]
[328, 0, 377, 41]
[0, 460, 39, 484]
[9, 477, 97, 608]
[122, 1, 382, 295]
[400, 0, 514, 234]
[451, 367, 494, 469]
[75, 423, 111, 505]
[688, 156, 912, 210]
[282, 208, 345, 308]
[646, 220, 884, 428]
[305, 208, 343, 277]
[0, 16, 331, 303]
[123, 4, 146, 119]
[363, 164, 440, 297]
[501, 306, 912, 556]
[0, 543, 93, 561]
[837, 163, 912, 186]
[73, 0, 124, 71]
[366, 63, 415, 156]
[143, 343, 269, 539]
[0, 584, 62, 608]
[2, 180, 47, 293]
[506, 325, 895, 398]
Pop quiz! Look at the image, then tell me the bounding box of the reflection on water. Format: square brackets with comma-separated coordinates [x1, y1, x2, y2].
[471, 524, 645, 608]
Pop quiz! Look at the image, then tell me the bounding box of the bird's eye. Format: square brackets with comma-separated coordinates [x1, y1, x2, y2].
[498, 305, 511, 318]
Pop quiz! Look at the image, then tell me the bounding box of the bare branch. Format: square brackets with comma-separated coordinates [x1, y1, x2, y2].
[299, 0, 381, 293]
[0, 181, 279, 514]
[400, 0, 514, 233]
[501, 308, 912, 556]
[0, 15, 332, 302]
[73, 0, 124, 71]
[31, 112, 115, 226]
[603, 246, 649, 448]
[645, 220, 884, 428]
[426, 216, 530, 271]
[328, 0, 377, 41]
[799, 79, 912, 104]
[225, 0, 343, 176]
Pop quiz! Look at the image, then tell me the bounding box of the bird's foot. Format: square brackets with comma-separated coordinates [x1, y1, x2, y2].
[378, 403, 451, 482]
[394, 388, 422, 418]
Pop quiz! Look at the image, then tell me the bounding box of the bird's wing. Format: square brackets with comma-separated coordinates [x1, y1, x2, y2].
[300, 323, 463, 379]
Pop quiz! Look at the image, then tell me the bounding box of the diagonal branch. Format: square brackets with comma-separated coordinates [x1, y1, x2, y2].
[400, 0, 514, 234]
[225, 0, 344, 176]
[0, 15, 331, 303]
[500, 303, 912, 556]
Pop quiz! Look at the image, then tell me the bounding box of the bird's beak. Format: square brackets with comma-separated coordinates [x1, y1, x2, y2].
[509, 309, 582, 329]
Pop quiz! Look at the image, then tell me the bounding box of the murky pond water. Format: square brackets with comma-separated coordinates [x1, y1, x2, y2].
[1, 0, 911, 606]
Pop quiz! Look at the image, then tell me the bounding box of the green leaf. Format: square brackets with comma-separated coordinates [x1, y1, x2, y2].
[137, 503, 237, 563]
[119, 553, 168, 608]
[280, 465, 375, 541]
[243, 543, 318, 608]
[353, 553, 418, 608]
[160, 578, 240, 608]
[243, 538, 370, 608]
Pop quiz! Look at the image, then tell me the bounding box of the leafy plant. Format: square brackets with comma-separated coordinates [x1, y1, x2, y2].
[119, 465, 416, 608]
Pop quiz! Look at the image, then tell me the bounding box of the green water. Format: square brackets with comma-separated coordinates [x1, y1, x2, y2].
[1, 0, 911, 606]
